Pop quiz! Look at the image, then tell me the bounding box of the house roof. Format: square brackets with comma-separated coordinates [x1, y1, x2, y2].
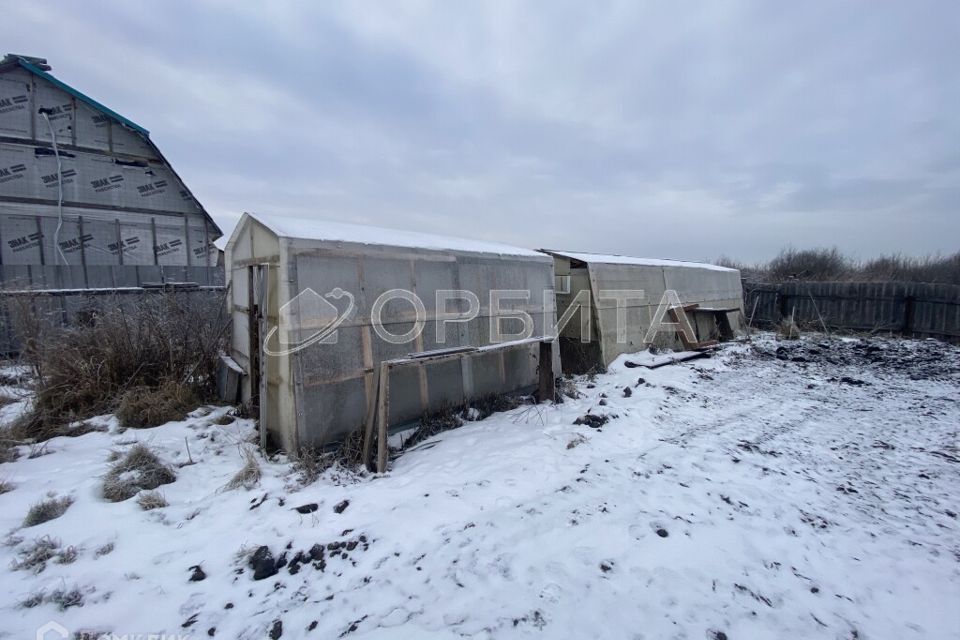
[1, 55, 149, 136]
[541, 249, 738, 273]
[242, 211, 546, 259]
[0, 54, 222, 240]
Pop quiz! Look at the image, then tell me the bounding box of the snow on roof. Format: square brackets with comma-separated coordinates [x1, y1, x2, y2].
[246, 212, 545, 258]
[543, 250, 738, 273]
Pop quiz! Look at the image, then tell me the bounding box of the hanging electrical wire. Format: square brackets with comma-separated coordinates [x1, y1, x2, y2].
[40, 110, 69, 266]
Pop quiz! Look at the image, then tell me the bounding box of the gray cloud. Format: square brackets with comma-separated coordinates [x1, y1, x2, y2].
[2, 0, 956, 261]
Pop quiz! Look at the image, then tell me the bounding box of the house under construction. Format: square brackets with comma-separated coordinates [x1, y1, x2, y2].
[0, 54, 222, 289]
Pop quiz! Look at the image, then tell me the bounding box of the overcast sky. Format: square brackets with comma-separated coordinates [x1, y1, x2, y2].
[2, 1, 957, 262]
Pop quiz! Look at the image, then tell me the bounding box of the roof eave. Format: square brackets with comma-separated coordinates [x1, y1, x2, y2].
[16, 58, 150, 137]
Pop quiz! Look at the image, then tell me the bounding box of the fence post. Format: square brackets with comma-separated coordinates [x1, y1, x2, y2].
[902, 295, 915, 336]
[537, 340, 555, 402]
[777, 290, 789, 322]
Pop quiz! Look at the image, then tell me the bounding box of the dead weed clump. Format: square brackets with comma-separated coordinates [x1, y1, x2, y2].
[293, 430, 366, 486]
[293, 447, 332, 486]
[470, 393, 522, 421]
[116, 381, 198, 429]
[224, 446, 262, 490]
[18, 590, 45, 609]
[404, 407, 464, 450]
[398, 394, 524, 452]
[777, 318, 802, 340]
[11, 536, 78, 574]
[47, 584, 85, 611]
[0, 438, 20, 463]
[23, 495, 74, 527]
[102, 444, 176, 503]
[558, 377, 582, 400]
[136, 490, 169, 511]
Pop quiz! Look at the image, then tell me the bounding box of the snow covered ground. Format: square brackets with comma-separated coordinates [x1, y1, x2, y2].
[0, 334, 958, 640]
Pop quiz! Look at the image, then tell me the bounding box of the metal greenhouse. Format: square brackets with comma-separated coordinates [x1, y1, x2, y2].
[541, 250, 744, 372]
[226, 212, 558, 466]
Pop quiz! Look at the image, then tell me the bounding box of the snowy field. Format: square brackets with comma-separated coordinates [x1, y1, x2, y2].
[0, 334, 958, 640]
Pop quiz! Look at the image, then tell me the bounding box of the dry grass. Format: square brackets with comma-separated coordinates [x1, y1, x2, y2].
[6, 290, 228, 442]
[102, 444, 176, 503]
[293, 447, 333, 486]
[337, 428, 365, 465]
[23, 495, 74, 527]
[0, 477, 13, 494]
[777, 318, 802, 340]
[116, 381, 199, 429]
[11, 536, 59, 573]
[57, 545, 79, 564]
[472, 393, 523, 421]
[18, 590, 45, 609]
[0, 369, 30, 386]
[47, 585, 84, 611]
[136, 490, 169, 511]
[397, 395, 523, 452]
[558, 377, 582, 400]
[10, 536, 78, 573]
[0, 438, 21, 463]
[224, 446, 262, 490]
[27, 441, 50, 459]
[293, 430, 366, 486]
[566, 434, 587, 449]
[404, 407, 464, 450]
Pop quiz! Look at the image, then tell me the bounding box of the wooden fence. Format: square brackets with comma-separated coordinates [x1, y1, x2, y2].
[743, 281, 960, 343]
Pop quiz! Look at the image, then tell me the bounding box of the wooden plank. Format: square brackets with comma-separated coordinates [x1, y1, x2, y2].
[407, 345, 477, 359]
[362, 366, 380, 471]
[644, 350, 711, 369]
[669, 307, 700, 350]
[537, 339, 555, 402]
[376, 362, 390, 473]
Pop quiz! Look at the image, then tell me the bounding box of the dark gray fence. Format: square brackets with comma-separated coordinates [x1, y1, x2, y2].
[744, 281, 960, 343]
[0, 285, 226, 356]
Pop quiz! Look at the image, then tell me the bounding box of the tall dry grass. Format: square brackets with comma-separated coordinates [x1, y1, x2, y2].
[5, 289, 229, 441]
